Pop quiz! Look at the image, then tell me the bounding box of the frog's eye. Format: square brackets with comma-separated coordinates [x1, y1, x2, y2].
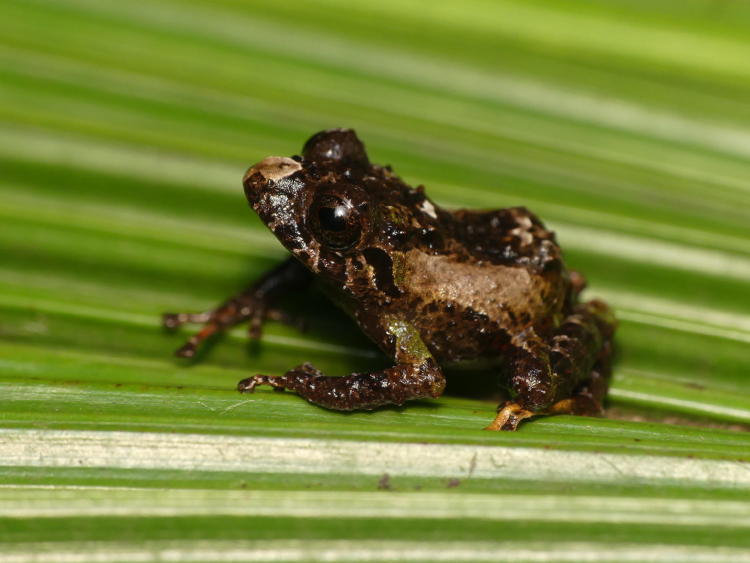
[311, 194, 363, 251]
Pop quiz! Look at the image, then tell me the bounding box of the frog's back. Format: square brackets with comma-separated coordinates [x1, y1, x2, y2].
[447, 207, 562, 271]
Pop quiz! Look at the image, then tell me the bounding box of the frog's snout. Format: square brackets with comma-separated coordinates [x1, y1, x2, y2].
[242, 156, 302, 200]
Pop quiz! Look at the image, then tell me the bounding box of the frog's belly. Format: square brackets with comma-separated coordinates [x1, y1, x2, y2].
[401, 250, 565, 362]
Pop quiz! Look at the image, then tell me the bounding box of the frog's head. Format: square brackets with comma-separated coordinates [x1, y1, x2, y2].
[243, 128, 443, 299]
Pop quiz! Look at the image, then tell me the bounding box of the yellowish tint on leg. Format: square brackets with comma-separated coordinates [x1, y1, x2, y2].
[484, 402, 535, 431]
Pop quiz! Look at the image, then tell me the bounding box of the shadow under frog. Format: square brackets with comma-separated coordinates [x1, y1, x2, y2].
[163, 129, 616, 431]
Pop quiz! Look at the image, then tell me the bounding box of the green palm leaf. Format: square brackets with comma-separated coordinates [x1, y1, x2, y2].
[2, 0, 750, 560]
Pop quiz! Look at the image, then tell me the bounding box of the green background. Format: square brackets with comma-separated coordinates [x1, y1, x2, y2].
[2, 0, 750, 561]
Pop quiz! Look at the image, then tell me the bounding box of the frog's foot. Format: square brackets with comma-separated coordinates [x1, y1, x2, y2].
[547, 396, 602, 417]
[483, 393, 603, 431]
[163, 306, 302, 350]
[162, 312, 212, 329]
[163, 303, 292, 358]
[547, 368, 608, 417]
[484, 402, 535, 431]
[238, 360, 445, 411]
[164, 316, 222, 359]
[162, 257, 312, 359]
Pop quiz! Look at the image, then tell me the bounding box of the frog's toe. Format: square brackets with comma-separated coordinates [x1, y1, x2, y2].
[484, 402, 535, 431]
[162, 312, 212, 330]
[175, 341, 198, 359]
[162, 313, 182, 330]
[237, 376, 258, 393]
[237, 374, 289, 393]
[547, 389, 605, 417]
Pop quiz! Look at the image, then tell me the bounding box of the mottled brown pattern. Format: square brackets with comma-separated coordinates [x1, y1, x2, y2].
[448, 207, 562, 270]
[164, 128, 616, 431]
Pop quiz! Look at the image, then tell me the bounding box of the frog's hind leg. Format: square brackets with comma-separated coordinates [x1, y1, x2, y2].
[486, 299, 616, 431]
[547, 336, 613, 418]
[162, 257, 312, 358]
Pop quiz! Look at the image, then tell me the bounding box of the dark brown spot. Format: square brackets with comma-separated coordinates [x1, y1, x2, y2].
[425, 302, 440, 313]
[363, 247, 401, 298]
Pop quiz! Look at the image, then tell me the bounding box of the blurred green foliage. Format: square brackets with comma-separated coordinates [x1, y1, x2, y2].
[1, 0, 750, 560]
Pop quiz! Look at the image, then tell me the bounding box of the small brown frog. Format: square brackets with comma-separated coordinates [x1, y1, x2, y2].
[164, 129, 615, 430]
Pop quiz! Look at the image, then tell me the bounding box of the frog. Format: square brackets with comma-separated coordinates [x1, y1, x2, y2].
[163, 128, 616, 431]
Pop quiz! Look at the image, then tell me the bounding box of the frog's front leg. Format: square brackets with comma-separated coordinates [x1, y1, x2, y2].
[238, 317, 446, 410]
[486, 299, 616, 431]
[162, 257, 312, 358]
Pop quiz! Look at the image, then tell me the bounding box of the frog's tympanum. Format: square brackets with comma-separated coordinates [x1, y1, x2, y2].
[164, 129, 616, 430]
